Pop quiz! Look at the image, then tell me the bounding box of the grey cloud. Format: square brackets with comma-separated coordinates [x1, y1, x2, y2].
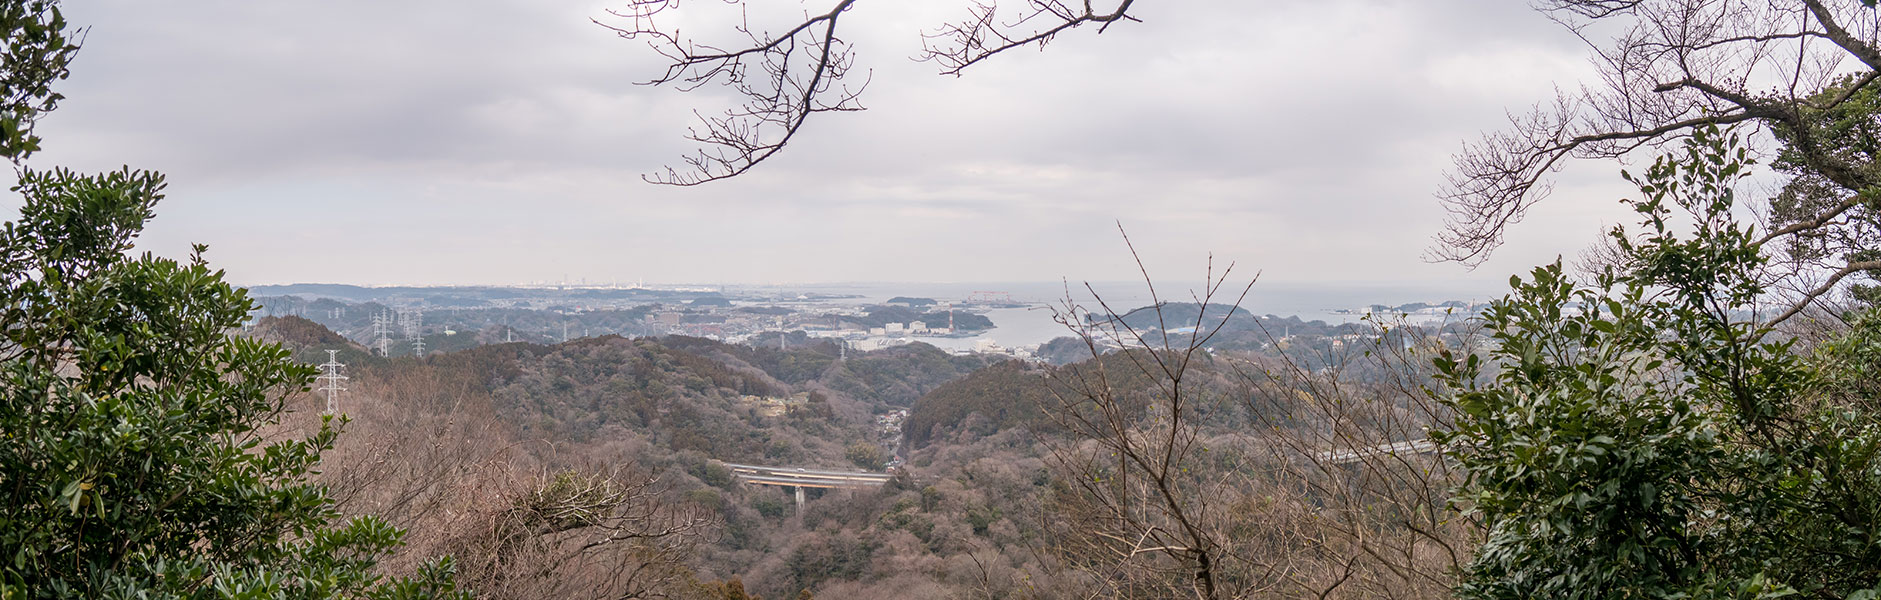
[22, 0, 1633, 287]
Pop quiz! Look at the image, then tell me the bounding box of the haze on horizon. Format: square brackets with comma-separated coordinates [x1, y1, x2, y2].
[2, 1, 1641, 290]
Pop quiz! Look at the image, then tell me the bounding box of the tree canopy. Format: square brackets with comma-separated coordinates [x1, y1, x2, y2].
[0, 3, 465, 598]
[1441, 0, 1881, 315]
[1436, 127, 1881, 598]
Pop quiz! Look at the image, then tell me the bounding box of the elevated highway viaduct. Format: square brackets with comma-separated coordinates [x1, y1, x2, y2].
[721, 462, 892, 509]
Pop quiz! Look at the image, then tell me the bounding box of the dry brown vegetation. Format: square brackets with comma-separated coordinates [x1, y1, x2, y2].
[254, 297, 1482, 599]
[1017, 264, 1481, 599]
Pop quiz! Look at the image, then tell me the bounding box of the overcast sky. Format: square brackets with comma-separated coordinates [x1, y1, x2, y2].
[5, 0, 1647, 292]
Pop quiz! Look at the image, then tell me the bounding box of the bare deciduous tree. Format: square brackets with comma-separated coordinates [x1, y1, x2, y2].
[447, 468, 719, 600]
[1238, 315, 1485, 599]
[1038, 258, 1272, 600]
[1441, 0, 1881, 318]
[277, 361, 718, 600]
[1036, 234, 1482, 599]
[596, 0, 1142, 185]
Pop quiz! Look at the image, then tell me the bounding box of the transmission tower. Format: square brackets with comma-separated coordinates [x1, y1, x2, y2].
[404, 309, 425, 356]
[371, 311, 392, 356]
[315, 349, 348, 414]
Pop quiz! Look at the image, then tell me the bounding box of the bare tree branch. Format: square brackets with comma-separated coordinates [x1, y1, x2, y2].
[1442, 0, 1881, 319]
[1439, 2, 1875, 258]
[1038, 245, 1270, 599]
[918, 0, 1142, 76]
[1769, 259, 1881, 324]
[603, 0, 1143, 184]
[598, 0, 868, 185]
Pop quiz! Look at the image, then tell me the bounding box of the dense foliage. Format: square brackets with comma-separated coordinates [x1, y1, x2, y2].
[0, 0, 75, 161]
[0, 121, 464, 600]
[1435, 128, 1881, 598]
[901, 361, 1050, 448]
[1770, 72, 1881, 307]
[0, 4, 463, 597]
[818, 342, 998, 408]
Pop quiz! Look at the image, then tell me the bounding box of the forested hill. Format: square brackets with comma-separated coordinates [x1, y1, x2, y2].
[249, 314, 1305, 598]
[1101, 302, 1254, 330]
[1049, 302, 1402, 359]
[820, 342, 1000, 407]
[902, 349, 1252, 449]
[257, 321, 995, 462]
[655, 335, 1000, 408]
[250, 315, 367, 361]
[252, 317, 1058, 598]
[902, 361, 1051, 448]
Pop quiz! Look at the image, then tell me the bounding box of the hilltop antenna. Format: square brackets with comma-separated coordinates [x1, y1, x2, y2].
[316, 349, 348, 414]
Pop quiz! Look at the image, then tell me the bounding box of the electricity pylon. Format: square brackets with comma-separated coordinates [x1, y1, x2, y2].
[315, 349, 347, 414]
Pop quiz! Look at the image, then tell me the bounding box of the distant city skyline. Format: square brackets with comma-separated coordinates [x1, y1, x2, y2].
[8, 1, 1645, 289]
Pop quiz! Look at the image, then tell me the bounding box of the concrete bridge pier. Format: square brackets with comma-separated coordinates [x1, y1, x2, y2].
[794, 486, 805, 511]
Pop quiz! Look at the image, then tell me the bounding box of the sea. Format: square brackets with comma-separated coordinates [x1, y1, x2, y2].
[726, 280, 1507, 353]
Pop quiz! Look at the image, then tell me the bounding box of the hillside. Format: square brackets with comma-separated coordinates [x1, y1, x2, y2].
[260, 316, 1382, 599]
[901, 360, 1051, 448]
[816, 342, 1000, 408]
[259, 318, 1042, 597]
[251, 315, 359, 349]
